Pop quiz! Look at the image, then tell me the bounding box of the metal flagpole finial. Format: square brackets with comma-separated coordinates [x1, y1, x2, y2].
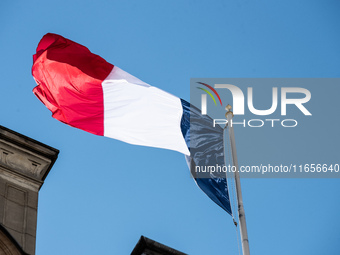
[225, 104, 234, 118]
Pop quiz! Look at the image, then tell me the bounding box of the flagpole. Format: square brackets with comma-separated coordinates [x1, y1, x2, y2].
[226, 105, 250, 255]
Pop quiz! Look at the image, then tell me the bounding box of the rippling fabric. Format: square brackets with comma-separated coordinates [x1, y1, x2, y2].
[32, 33, 231, 215]
[180, 99, 232, 215]
[32, 33, 190, 155]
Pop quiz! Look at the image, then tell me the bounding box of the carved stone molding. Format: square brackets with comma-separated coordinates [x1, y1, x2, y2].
[0, 224, 28, 255]
[0, 126, 59, 185]
[0, 126, 59, 254]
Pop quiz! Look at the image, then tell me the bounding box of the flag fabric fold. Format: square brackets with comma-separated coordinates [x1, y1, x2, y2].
[180, 100, 232, 215]
[32, 33, 231, 215]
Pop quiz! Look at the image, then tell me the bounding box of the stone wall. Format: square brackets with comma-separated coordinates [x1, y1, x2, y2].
[0, 126, 58, 255]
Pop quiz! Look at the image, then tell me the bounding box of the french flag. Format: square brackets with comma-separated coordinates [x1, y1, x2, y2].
[32, 33, 232, 215]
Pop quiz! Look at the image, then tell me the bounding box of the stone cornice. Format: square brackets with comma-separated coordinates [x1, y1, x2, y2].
[0, 126, 59, 189]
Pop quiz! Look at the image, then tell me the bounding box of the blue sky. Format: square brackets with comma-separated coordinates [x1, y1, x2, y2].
[1, 1, 340, 254]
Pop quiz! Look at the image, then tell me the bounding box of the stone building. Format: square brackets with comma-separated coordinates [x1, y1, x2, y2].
[0, 126, 59, 255]
[0, 126, 187, 255]
[131, 236, 187, 255]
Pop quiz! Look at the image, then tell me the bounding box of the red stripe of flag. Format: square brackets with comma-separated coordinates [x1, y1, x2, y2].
[32, 33, 114, 136]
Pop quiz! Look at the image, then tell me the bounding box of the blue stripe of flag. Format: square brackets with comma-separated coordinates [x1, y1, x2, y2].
[180, 99, 232, 215]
